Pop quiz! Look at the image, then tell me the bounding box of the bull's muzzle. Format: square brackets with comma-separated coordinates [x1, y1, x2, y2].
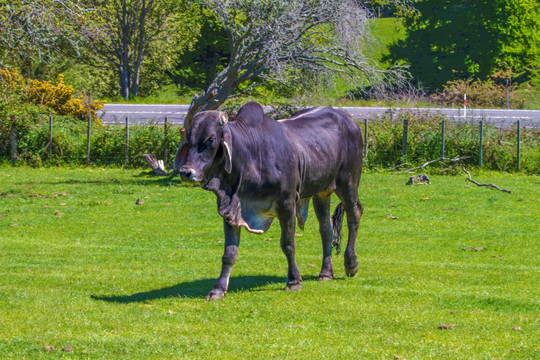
[178, 166, 202, 182]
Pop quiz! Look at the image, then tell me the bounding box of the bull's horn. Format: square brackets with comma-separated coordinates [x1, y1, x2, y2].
[220, 112, 228, 125]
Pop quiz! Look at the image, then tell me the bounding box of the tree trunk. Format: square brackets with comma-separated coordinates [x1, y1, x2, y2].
[120, 67, 129, 100]
[131, 0, 147, 98]
[131, 64, 140, 97]
[120, 0, 130, 100]
[183, 82, 234, 131]
[10, 128, 18, 161]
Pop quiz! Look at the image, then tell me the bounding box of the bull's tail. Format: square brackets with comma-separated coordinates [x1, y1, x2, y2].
[331, 203, 345, 254]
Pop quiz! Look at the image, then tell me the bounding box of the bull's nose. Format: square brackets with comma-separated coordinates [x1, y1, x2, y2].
[179, 166, 199, 181]
[179, 166, 193, 178]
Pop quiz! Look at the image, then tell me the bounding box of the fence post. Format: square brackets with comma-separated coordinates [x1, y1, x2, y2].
[402, 117, 409, 158]
[48, 115, 53, 158]
[163, 117, 169, 166]
[441, 119, 446, 159]
[506, 79, 510, 109]
[479, 120, 483, 167]
[363, 118, 368, 158]
[86, 114, 91, 165]
[125, 117, 129, 167]
[9, 115, 17, 162]
[516, 119, 521, 171]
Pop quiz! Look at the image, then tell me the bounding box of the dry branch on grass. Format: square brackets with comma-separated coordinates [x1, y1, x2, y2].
[387, 163, 410, 171]
[462, 167, 512, 193]
[142, 154, 168, 176]
[397, 156, 471, 173]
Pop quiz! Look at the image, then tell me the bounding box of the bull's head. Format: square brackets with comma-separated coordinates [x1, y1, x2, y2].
[174, 111, 232, 183]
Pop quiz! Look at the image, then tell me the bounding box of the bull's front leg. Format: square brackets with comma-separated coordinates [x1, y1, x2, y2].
[278, 198, 302, 291]
[206, 221, 241, 301]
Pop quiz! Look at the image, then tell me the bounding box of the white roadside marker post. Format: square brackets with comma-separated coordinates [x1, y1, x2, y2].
[463, 94, 467, 119]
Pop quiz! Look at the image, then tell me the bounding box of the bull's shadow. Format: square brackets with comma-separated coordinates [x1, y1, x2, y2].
[92, 275, 314, 303]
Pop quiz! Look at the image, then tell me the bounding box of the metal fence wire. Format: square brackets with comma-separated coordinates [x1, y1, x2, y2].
[2, 113, 539, 173]
[355, 113, 539, 172]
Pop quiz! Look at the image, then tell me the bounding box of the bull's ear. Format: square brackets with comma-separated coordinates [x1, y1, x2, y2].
[174, 141, 188, 170]
[220, 112, 228, 125]
[221, 126, 233, 174]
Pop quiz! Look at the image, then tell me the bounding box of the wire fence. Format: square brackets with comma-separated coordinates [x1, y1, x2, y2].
[352, 111, 540, 173]
[2, 112, 539, 173]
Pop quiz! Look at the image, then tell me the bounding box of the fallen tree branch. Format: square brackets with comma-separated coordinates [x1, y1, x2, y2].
[397, 156, 471, 173]
[462, 167, 512, 194]
[387, 162, 410, 171]
[142, 154, 168, 176]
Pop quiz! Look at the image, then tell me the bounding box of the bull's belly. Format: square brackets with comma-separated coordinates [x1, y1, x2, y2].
[239, 198, 276, 233]
[298, 176, 336, 199]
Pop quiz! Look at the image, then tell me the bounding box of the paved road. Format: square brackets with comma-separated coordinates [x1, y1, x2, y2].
[99, 103, 540, 128]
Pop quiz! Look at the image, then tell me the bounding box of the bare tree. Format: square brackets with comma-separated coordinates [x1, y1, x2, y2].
[184, 0, 410, 128]
[0, 0, 88, 70]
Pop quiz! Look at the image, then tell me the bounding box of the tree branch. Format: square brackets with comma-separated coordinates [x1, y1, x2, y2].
[398, 156, 471, 173]
[462, 167, 512, 194]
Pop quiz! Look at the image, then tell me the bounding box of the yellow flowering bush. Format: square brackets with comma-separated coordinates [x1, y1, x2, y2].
[27, 73, 104, 121]
[1, 68, 103, 121]
[0, 67, 25, 88]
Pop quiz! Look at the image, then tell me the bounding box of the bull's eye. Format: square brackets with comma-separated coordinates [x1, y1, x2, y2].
[199, 136, 215, 152]
[204, 137, 215, 148]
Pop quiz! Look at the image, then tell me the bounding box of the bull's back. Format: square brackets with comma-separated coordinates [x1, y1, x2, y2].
[280, 107, 362, 197]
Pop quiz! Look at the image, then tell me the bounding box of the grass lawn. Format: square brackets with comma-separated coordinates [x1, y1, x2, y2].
[0, 167, 538, 359]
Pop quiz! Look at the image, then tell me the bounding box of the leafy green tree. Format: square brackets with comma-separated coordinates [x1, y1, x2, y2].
[387, 0, 540, 90]
[82, 0, 199, 99]
[170, 9, 230, 91]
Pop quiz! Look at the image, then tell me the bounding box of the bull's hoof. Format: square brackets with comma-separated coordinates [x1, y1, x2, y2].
[284, 283, 303, 291]
[319, 270, 333, 281]
[345, 262, 359, 277]
[205, 291, 225, 301]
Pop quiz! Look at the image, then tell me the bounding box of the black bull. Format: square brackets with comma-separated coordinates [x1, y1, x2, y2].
[175, 102, 364, 300]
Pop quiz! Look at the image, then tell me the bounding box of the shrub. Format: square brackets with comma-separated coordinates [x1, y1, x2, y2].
[3, 116, 184, 168]
[1, 68, 106, 161]
[432, 78, 525, 108]
[0, 68, 104, 120]
[27, 73, 104, 121]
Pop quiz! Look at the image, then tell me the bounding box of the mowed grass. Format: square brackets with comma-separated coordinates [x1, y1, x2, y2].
[0, 167, 538, 359]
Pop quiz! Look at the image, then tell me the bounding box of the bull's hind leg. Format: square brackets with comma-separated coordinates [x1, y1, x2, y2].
[335, 187, 364, 278]
[206, 221, 240, 301]
[277, 198, 302, 291]
[343, 199, 363, 277]
[313, 194, 334, 281]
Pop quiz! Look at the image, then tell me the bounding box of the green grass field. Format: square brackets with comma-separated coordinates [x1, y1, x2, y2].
[1, 167, 539, 359]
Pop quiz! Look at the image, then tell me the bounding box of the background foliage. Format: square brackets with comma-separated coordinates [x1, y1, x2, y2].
[386, 0, 540, 91]
[1, 1, 539, 108]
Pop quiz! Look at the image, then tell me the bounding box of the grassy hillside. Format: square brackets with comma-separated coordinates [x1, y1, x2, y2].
[369, 17, 407, 67]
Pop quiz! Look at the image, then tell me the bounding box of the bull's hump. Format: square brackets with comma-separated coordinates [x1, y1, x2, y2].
[235, 101, 265, 126]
